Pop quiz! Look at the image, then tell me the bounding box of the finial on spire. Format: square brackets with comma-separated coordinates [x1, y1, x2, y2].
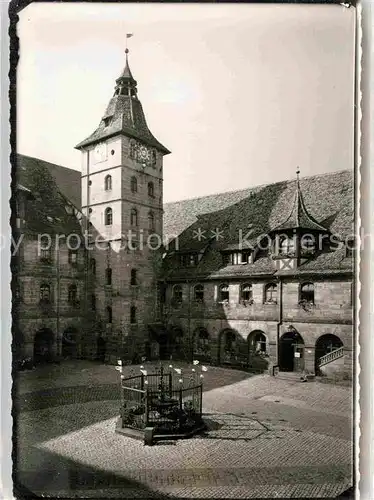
[296, 167, 300, 180]
[125, 33, 133, 51]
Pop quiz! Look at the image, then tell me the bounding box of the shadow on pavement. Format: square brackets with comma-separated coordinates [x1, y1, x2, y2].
[14, 447, 175, 499]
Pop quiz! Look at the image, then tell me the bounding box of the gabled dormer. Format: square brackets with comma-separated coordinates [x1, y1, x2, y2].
[269, 170, 329, 271]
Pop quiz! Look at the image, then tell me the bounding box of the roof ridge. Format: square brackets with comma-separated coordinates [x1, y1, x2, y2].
[17, 153, 81, 173]
[164, 168, 353, 206]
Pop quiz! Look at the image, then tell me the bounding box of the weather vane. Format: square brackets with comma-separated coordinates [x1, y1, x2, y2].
[125, 33, 134, 54]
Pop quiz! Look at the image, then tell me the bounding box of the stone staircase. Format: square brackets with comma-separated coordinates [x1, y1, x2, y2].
[317, 347, 344, 367]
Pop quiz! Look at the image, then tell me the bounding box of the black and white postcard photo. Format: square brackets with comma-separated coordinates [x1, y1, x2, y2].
[7, 2, 362, 499]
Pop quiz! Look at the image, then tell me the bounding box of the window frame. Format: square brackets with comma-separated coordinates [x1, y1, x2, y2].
[299, 282, 315, 305]
[130, 176, 138, 193]
[105, 267, 112, 286]
[104, 207, 113, 226]
[279, 236, 295, 256]
[264, 282, 278, 304]
[240, 283, 253, 303]
[106, 306, 112, 324]
[219, 284, 230, 302]
[104, 174, 112, 191]
[194, 284, 204, 303]
[68, 283, 78, 305]
[90, 257, 96, 275]
[130, 305, 137, 324]
[148, 181, 155, 198]
[130, 269, 137, 286]
[130, 207, 138, 227]
[40, 283, 51, 303]
[68, 249, 78, 266]
[40, 246, 52, 263]
[172, 284, 183, 305]
[148, 211, 155, 232]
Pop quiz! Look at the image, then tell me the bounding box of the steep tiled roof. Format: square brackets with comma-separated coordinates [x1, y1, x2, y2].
[16, 154, 83, 236]
[164, 170, 353, 244]
[75, 58, 170, 154]
[162, 169, 354, 279]
[17, 154, 81, 209]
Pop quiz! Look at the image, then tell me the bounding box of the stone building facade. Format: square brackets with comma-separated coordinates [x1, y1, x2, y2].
[14, 157, 88, 363]
[161, 169, 354, 378]
[14, 51, 354, 379]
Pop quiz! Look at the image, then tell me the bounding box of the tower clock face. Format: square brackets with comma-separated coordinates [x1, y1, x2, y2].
[138, 145, 150, 161]
[129, 141, 156, 167]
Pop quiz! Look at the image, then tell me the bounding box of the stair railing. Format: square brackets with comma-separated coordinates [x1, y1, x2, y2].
[318, 347, 344, 367]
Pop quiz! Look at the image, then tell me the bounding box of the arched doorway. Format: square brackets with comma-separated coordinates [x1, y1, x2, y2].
[315, 334, 343, 374]
[193, 327, 210, 362]
[171, 327, 185, 361]
[247, 330, 268, 372]
[248, 330, 267, 356]
[33, 328, 54, 364]
[279, 331, 304, 372]
[96, 335, 106, 363]
[219, 329, 238, 364]
[62, 327, 78, 359]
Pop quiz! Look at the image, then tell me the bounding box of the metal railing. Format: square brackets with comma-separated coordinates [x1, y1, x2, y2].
[318, 347, 344, 367]
[120, 373, 203, 435]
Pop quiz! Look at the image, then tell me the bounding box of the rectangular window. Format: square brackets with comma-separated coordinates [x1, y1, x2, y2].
[40, 247, 52, 262]
[68, 250, 78, 266]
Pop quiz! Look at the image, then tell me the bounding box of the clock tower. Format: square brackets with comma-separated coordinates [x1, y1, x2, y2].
[75, 48, 170, 362]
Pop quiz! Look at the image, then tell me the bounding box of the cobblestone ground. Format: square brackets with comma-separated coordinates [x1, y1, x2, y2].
[15, 362, 353, 498]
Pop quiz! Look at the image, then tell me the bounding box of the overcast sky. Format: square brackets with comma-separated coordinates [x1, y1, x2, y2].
[17, 3, 355, 203]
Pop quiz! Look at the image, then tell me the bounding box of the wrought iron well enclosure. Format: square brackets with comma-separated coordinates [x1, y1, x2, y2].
[117, 366, 204, 443]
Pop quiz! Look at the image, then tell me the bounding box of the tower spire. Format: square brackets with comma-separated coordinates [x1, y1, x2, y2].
[75, 32, 170, 155]
[272, 168, 328, 232]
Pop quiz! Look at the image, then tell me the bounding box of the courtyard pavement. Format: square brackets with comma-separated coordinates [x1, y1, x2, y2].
[14, 361, 353, 498]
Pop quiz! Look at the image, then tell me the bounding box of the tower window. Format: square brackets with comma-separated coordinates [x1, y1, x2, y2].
[40, 238, 52, 262]
[264, 283, 277, 304]
[279, 236, 295, 256]
[106, 306, 112, 324]
[219, 284, 229, 302]
[40, 283, 51, 303]
[131, 176, 138, 193]
[104, 207, 113, 226]
[131, 269, 137, 286]
[105, 267, 112, 286]
[148, 211, 155, 232]
[68, 250, 78, 266]
[300, 234, 316, 254]
[90, 258, 96, 275]
[299, 282, 314, 304]
[91, 294, 96, 311]
[131, 208, 138, 227]
[148, 182, 154, 197]
[130, 306, 137, 324]
[104, 175, 112, 191]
